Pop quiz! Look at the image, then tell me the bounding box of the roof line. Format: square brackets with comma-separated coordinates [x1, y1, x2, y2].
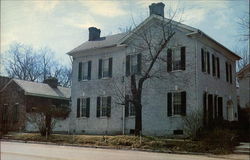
[25, 92, 70, 100]
[0, 79, 14, 92]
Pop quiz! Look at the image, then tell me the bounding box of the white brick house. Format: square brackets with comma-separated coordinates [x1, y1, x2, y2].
[67, 3, 240, 136]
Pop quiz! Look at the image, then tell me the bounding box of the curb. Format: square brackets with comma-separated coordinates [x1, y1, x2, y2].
[0, 138, 241, 160]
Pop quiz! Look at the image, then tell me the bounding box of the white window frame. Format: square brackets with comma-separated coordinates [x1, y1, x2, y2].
[82, 62, 89, 80]
[172, 92, 182, 116]
[102, 59, 109, 78]
[128, 95, 135, 117]
[100, 97, 108, 117]
[80, 98, 87, 117]
[130, 54, 138, 74]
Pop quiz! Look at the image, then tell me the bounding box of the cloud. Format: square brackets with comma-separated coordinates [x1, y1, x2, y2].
[31, 0, 60, 12]
[79, 0, 127, 17]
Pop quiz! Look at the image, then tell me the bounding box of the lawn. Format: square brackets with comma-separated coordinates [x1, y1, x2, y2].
[4, 132, 236, 154]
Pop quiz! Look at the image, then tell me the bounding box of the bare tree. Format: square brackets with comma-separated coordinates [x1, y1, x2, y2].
[234, 46, 249, 71]
[4, 42, 72, 87]
[237, 11, 250, 41]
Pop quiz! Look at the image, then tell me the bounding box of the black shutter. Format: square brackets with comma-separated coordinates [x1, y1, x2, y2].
[218, 97, 223, 119]
[181, 91, 186, 116]
[126, 55, 130, 76]
[77, 98, 80, 118]
[109, 58, 112, 78]
[137, 53, 142, 74]
[88, 61, 92, 80]
[203, 92, 207, 125]
[201, 48, 205, 72]
[212, 54, 216, 76]
[78, 62, 82, 81]
[125, 95, 129, 117]
[96, 97, 100, 117]
[181, 47, 186, 70]
[225, 62, 229, 82]
[217, 57, 220, 78]
[167, 92, 172, 116]
[167, 49, 172, 72]
[98, 59, 102, 79]
[107, 96, 111, 117]
[229, 64, 232, 84]
[207, 51, 210, 74]
[86, 98, 90, 117]
[214, 95, 218, 118]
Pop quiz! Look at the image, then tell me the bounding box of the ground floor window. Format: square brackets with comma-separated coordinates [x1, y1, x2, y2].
[97, 96, 111, 117]
[167, 91, 186, 116]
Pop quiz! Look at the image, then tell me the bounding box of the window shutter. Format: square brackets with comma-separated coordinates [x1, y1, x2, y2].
[137, 53, 142, 74]
[214, 95, 218, 118]
[125, 95, 129, 117]
[207, 51, 210, 74]
[225, 62, 229, 82]
[107, 96, 111, 117]
[201, 49, 205, 72]
[229, 64, 232, 84]
[88, 61, 92, 80]
[167, 92, 172, 116]
[181, 47, 186, 70]
[77, 98, 80, 118]
[203, 92, 207, 125]
[78, 62, 82, 81]
[167, 49, 172, 72]
[218, 97, 223, 119]
[212, 54, 216, 76]
[181, 91, 186, 116]
[98, 59, 102, 79]
[96, 97, 100, 117]
[109, 58, 112, 78]
[126, 55, 130, 76]
[217, 57, 220, 78]
[86, 98, 90, 117]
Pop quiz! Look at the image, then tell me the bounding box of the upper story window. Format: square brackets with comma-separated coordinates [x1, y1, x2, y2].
[201, 48, 210, 74]
[126, 54, 141, 76]
[167, 91, 186, 116]
[212, 54, 220, 78]
[77, 97, 90, 118]
[125, 95, 136, 117]
[97, 96, 111, 117]
[167, 46, 185, 72]
[78, 61, 91, 81]
[225, 62, 232, 84]
[99, 58, 112, 79]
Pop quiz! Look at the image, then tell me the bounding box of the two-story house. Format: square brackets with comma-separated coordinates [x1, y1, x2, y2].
[67, 2, 240, 136]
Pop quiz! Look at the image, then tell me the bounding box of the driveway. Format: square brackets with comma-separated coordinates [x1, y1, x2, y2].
[1, 141, 248, 160]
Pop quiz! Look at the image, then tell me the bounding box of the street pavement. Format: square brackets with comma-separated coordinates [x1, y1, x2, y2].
[1, 141, 249, 160]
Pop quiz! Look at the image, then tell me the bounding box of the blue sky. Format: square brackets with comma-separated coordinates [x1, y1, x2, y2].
[0, 0, 249, 73]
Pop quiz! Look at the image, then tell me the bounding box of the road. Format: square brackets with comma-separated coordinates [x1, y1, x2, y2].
[0, 141, 248, 160]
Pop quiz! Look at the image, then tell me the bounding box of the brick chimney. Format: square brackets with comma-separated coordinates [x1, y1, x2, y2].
[149, 2, 165, 17]
[44, 77, 58, 88]
[89, 27, 101, 41]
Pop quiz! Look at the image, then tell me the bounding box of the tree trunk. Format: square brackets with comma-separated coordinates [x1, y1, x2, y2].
[134, 103, 142, 136]
[45, 115, 52, 136]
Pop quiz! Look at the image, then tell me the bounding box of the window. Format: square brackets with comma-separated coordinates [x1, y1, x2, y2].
[201, 48, 210, 74]
[167, 47, 185, 72]
[126, 54, 141, 76]
[2, 104, 8, 121]
[125, 95, 135, 117]
[225, 62, 232, 83]
[97, 96, 111, 117]
[167, 91, 186, 116]
[78, 61, 91, 81]
[98, 58, 112, 79]
[77, 98, 90, 118]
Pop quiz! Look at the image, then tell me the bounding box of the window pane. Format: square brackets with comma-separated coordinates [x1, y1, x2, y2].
[101, 97, 108, 116]
[81, 98, 87, 117]
[129, 103, 136, 116]
[172, 48, 181, 70]
[131, 55, 138, 74]
[102, 59, 109, 78]
[82, 62, 88, 80]
[173, 93, 182, 115]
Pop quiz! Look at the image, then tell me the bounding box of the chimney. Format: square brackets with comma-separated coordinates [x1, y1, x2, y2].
[44, 77, 58, 88]
[149, 2, 165, 17]
[89, 27, 101, 41]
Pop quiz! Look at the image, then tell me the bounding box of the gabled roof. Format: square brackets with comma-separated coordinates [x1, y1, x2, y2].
[1, 78, 70, 100]
[237, 64, 250, 78]
[67, 14, 241, 60]
[67, 33, 127, 55]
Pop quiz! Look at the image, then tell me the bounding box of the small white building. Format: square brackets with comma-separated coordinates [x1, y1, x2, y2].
[67, 3, 240, 136]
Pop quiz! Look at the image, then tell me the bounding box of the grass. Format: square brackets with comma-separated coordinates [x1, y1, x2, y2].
[6, 133, 236, 154]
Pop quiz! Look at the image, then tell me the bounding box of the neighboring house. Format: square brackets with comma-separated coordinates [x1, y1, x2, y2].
[0, 77, 70, 133]
[237, 64, 250, 108]
[67, 3, 241, 136]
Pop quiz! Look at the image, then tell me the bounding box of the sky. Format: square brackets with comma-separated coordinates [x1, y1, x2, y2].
[0, 0, 249, 74]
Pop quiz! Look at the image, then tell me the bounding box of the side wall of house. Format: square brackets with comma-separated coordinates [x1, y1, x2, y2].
[239, 73, 250, 108]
